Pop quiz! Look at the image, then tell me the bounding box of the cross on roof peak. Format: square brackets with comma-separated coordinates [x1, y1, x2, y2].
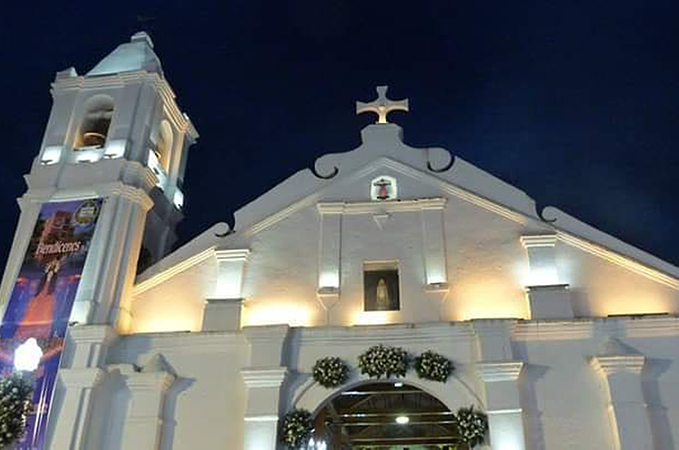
[356, 86, 409, 124]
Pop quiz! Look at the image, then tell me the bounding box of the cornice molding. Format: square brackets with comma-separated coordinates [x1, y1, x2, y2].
[513, 320, 594, 341]
[110, 184, 155, 211]
[514, 316, 679, 341]
[241, 367, 288, 388]
[520, 234, 558, 248]
[214, 249, 250, 263]
[291, 322, 475, 346]
[475, 361, 524, 382]
[317, 197, 447, 215]
[59, 368, 106, 388]
[242, 157, 530, 237]
[590, 354, 645, 376]
[124, 371, 175, 392]
[132, 247, 216, 296]
[114, 331, 246, 355]
[246, 194, 319, 236]
[69, 325, 118, 345]
[557, 231, 679, 290]
[243, 325, 290, 345]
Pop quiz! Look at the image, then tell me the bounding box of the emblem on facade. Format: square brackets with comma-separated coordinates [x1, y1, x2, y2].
[371, 176, 398, 201]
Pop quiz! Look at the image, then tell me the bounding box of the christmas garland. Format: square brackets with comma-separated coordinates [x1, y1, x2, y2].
[0, 373, 34, 448]
[279, 409, 313, 449]
[357, 345, 409, 379]
[414, 350, 454, 383]
[455, 406, 488, 448]
[312, 357, 350, 388]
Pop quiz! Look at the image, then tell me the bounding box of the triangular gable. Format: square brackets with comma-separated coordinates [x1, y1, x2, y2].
[133, 123, 679, 294]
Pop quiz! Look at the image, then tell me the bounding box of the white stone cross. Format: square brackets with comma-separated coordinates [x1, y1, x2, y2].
[356, 86, 409, 124]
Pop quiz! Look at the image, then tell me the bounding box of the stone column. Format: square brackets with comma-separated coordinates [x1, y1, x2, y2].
[242, 325, 290, 450]
[476, 361, 527, 450]
[590, 342, 653, 450]
[49, 325, 117, 449]
[119, 356, 176, 450]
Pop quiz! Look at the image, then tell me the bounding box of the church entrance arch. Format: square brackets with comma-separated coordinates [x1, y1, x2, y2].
[307, 381, 469, 449]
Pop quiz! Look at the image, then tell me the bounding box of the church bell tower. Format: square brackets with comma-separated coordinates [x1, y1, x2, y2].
[0, 32, 198, 331]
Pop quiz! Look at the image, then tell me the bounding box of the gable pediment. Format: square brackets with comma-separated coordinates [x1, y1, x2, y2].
[133, 123, 679, 304]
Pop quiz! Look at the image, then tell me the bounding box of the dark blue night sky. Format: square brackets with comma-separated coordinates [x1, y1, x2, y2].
[1, 1, 678, 267]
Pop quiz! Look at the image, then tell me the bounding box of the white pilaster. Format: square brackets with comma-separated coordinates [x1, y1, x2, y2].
[524, 284, 573, 319]
[202, 298, 243, 331]
[51, 368, 106, 450]
[213, 249, 250, 299]
[520, 234, 559, 286]
[48, 325, 117, 449]
[420, 199, 448, 289]
[476, 361, 527, 450]
[242, 325, 290, 450]
[241, 367, 288, 450]
[591, 345, 652, 450]
[120, 366, 175, 450]
[91, 187, 154, 331]
[0, 198, 42, 312]
[520, 235, 575, 319]
[316, 204, 343, 309]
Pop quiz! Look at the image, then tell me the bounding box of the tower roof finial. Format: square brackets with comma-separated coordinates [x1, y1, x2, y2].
[356, 86, 409, 124]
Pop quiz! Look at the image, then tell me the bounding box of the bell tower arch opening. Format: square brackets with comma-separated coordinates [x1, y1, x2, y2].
[75, 94, 115, 150]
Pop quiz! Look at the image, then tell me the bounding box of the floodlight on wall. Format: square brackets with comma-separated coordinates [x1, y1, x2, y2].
[14, 338, 43, 372]
[307, 439, 327, 450]
[103, 139, 127, 159]
[148, 149, 167, 189]
[75, 149, 102, 164]
[41, 146, 62, 165]
[173, 189, 185, 210]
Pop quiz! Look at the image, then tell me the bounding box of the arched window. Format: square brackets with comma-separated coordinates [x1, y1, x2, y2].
[75, 95, 114, 150]
[153, 120, 173, 172]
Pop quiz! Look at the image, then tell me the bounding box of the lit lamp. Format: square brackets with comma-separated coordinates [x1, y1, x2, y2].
[307, 438, 327, 450]
[395, 415, 410, 425]
[14, 338, 43, 372]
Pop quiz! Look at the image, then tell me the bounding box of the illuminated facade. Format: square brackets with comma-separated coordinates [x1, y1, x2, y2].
[2, 33, 679, 449]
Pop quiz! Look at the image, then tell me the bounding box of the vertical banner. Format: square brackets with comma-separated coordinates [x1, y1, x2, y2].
[0, 199, 103, 449]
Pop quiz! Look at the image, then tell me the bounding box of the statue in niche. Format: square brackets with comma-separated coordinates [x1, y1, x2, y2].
[364, 269, 400, 311]
[376, 279, 389, 310]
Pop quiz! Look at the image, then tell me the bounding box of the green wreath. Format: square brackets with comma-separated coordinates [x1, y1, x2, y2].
[357, 344, 409, 379]
[455, 406, 488, 448]
[313, 357, 350, 388]
[414, 350, 454, 382]
[279, 409, 313, 449]
[0, 373, 34, 448]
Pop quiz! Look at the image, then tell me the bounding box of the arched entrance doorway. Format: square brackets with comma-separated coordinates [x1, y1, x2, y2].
[309, 382, 466, 449]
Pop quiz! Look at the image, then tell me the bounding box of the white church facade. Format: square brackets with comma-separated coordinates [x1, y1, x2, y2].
[2, 32, 679, 449]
